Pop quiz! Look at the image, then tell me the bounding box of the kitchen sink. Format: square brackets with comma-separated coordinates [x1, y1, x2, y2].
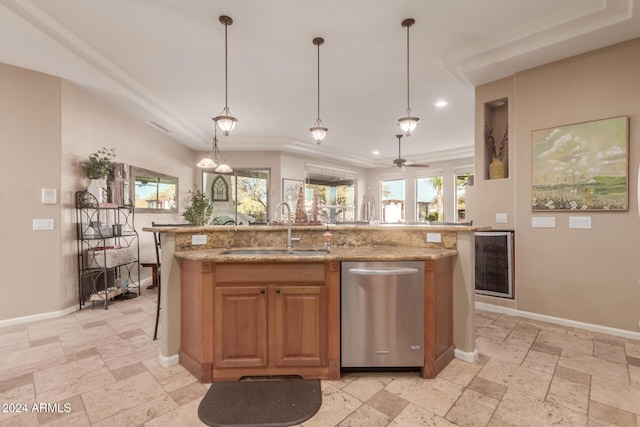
[221, 249, 328, 256]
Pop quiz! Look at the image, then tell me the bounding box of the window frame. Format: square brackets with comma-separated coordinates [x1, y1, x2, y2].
[129, 166, 179, 213]
[380, 174, 406, 223]
[202, 168, 271, 225]
[454, 165, 474, 223]
[415, 169, 444, 223]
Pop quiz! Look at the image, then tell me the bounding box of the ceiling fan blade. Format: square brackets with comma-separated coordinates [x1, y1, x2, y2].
[406, 163, 430, 168]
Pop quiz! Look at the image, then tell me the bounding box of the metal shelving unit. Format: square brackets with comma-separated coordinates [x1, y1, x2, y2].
[75, 189, 141, 309]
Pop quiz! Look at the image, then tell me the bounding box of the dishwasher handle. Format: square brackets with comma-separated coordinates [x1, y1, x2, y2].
[348, 267, 419, 276]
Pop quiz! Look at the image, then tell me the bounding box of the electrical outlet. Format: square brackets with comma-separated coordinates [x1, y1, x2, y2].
[496, 213, 508, 223]
[191, 234, 207, 245]
[426, 232, 441, 243]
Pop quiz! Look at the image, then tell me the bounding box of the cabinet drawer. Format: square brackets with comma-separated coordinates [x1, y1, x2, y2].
[215, 263, 325, 284]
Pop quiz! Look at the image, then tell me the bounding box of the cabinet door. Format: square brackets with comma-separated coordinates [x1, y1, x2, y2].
[273, 286, 327, 367]
[213, 287, 268, 368]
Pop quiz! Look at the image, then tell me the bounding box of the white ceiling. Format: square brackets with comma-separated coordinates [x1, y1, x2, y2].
[1, 0, 639, 168]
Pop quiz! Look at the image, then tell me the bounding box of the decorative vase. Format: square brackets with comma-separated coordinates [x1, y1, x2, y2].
[87, 178, 106, 204]
[489, 157, 505, 179]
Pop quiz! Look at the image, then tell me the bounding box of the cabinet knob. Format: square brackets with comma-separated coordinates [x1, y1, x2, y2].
[260, 289, 265, 295]
[276, 289, 281, 294]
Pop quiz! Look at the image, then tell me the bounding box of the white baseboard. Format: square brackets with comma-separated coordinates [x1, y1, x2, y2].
[0, 277, 153, 328]
[159, 353, 179, 368]
[455, 348, 478, 363]
[0, 304, 79, 328]
[476, 301, 640, 341]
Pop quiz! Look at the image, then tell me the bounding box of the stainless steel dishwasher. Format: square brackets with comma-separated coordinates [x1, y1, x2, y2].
[341, 261, 425, 368]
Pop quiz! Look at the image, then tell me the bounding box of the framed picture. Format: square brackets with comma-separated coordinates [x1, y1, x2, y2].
[283, 178, 304, 211]
[531, 116, 628, 211]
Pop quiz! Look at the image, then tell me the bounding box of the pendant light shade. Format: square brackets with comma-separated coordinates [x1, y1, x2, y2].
[215, 163, 233, 173]
[398, 18, 419, 137]
[309, 37, 328, 145]
[213, 15, 237, 136]
[196, 155, 217, 169]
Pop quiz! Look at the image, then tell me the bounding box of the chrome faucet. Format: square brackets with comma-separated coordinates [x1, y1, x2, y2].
[275, 201, 297, 250]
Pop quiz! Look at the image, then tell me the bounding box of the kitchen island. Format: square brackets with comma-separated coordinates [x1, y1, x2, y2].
[144, 224, 484, 382]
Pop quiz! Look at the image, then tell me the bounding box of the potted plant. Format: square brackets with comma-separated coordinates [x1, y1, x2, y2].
[183, 189, 214, 226]
[81, 147, 115, 203]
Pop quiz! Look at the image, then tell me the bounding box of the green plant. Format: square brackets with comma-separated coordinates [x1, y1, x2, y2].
[81, 147, 116, 179]
[183, 189, 214, 226]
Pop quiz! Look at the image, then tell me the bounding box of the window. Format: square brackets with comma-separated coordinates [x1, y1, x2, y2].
[304, 164, 357, 223]
[455, 167, 474, 222]
[130, 166, 178, 213]
[381, 177, 405, 223]
[203, 169, 270, 224]
[416, 174, 443, 222]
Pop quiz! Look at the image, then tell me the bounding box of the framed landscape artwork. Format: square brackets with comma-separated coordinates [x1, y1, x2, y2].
[531, 116, 629, 211]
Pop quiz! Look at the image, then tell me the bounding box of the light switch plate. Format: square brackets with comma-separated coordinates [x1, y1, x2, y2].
[569, 216, 591, 229]
[426, 232, 441, 243]
[496, 213, 508, 223]
[191, 234, 207, 245]
[532, 217, 556, 228]
[41, 188, 57, 204]
[33, 219, 54, 230]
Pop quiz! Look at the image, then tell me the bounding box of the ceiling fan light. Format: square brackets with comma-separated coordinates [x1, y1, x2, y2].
[215, 163, 233, 173]
[398, 115, 420, 137]
[197, 155, 217, 169]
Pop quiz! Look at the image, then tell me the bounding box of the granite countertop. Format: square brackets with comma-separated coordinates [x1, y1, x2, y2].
[174, 246, 457, 263]
[143, 224, 486, 233]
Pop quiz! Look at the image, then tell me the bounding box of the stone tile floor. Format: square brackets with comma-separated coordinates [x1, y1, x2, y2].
[1, 290, 640, 426]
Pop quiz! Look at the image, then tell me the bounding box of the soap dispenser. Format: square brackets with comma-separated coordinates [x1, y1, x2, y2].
[322, 227, 333, 252]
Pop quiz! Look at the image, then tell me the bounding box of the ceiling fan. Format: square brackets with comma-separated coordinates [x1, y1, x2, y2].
[392, 134, 429, 169]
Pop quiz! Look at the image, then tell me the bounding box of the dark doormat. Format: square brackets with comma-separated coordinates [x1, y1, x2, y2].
[197, 376, 322, 427]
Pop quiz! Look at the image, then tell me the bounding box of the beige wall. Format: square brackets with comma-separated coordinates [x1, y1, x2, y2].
[468, 38, 640, 332]
[0, 63, 62, 320]
[0, 63, 196, 321]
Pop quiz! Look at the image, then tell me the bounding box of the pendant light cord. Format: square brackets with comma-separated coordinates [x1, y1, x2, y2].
[316, 40, 321, 120]
[406, 23, 410, 112]
[224, 20, 229, 110]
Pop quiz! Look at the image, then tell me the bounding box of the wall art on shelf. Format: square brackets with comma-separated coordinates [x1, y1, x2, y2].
[531, 116, 628, 211]
[282, 178, 304, 213]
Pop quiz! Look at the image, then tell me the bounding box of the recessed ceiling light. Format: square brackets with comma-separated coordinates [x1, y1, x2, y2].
[372, 150, 380, 156]
[435, 100, 448, 108]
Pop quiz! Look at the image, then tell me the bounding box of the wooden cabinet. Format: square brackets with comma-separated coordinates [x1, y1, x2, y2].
[180, 260, 340, 382]
[274, 285, 327, 367]
[178, 256, 454, 382]
[214, 286, 268, 369]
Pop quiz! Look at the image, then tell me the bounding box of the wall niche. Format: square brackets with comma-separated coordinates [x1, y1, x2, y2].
[484, 98, 509, 180]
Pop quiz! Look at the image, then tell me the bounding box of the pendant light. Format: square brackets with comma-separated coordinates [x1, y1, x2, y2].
[197, 125, 233, 173]
[213, 15, 237, 136]
[397, 18, 419, 137]
[309, 37, 328, 145]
